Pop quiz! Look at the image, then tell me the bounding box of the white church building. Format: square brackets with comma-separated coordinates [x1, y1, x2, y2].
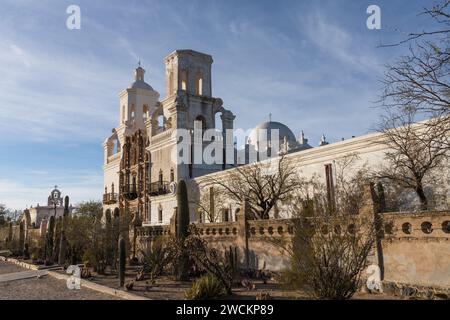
[102, 49, 450, 226]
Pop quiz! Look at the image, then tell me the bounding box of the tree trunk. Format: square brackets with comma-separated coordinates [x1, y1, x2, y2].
[416, 184, 428, 211]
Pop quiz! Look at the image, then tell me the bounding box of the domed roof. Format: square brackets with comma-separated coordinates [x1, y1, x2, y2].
[130, 80, 154, 90]
[130, 66, 154, 90]
[248, 121, 297, 151]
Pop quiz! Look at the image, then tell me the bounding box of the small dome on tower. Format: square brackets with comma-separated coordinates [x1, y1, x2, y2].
[130, 64, 154, 90]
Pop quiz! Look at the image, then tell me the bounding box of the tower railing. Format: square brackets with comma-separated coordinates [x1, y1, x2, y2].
[149, 181, 170, 196]
[103, 192, 118, 204]
[121, 184, 138, 200]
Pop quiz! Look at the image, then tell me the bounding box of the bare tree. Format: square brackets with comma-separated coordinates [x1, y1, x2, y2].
[377, 109, 448, 210]
[191, 186, 227, 223]
[283, 153, 368, 217]
[381, 44, 449, 119]
[381, 1, 450, 47]
[380, 0, 450, 148]
[205, 155, 301, 219]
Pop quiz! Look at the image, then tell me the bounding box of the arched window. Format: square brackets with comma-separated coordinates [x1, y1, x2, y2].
[195, 115, 207, 132]
[132, 176, 137, 192]
[215, 112, 223, 132]
[170, 168, 174, 182]
[196, 73, 203, 95]
[157, 115, 165, 132]
[143, 105, 149, 122]
[159, 169, 163, 184]
[222, 209, 229, 222]
[180, 70, 188, 91]
[121, 105, 126, 123]
[105, 209, 112, 223]
[130, 105, 136, 123]
[147, 206, 151, 222]
[158, 206, 163, 223]
[234, 208, 240, 221]
[168, 70, 174, 95]
[114, 138, 120, 154]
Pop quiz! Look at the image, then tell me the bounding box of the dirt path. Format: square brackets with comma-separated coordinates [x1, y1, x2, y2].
[0, 261, 122, 300]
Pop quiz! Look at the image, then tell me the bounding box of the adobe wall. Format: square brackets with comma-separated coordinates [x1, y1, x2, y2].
[379, 211, 450, 288]
[135, 189, 450, 290]
[135, 201, 294, 272]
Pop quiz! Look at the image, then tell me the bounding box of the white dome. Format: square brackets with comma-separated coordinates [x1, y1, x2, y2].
[248, 121, 297, 151]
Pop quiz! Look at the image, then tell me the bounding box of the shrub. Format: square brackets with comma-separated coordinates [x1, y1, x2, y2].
[137, 238, 168, 283]
[82, 248, 106, 274]
[185, 275, 226, 300]
[184, 226, 233, 295]
[281, 211, 376, 300]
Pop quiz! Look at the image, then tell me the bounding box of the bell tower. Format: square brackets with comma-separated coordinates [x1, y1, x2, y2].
[164, 50, 213, 98]
[118, 64, 160, 130]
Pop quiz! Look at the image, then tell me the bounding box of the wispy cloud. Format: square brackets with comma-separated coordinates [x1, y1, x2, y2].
[298, 11, 383, 74]
[0, 0, 423, 209]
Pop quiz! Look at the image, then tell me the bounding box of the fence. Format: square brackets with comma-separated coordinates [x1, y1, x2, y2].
[135, 184, 450, 289]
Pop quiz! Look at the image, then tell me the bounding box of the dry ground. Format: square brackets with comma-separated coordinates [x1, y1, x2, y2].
[70, 266, 400, 300]
[1, 260, 402, 300]
[0, 261, 122, 300]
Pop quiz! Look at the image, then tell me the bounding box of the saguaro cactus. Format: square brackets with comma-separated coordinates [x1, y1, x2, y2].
[45, 215, 55, 265]
[118, 236, 126, 287]
[52, 217, 62, 262]
[7, 222, 12, 247]
[58, 196, 69, 265]
[376, 182, 387, 213]
[18, 221, 25, 256]
[226, 245, 238, 273]
[23, 243, 30, 260]
[176, 179, 190, 281]
[176, 180, 190, 240]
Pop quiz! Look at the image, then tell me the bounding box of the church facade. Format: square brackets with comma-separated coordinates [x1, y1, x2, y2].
[103, 50, 236, 230]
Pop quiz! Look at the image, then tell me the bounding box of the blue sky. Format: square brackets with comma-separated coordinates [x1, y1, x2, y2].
[0, 0, 438, 209]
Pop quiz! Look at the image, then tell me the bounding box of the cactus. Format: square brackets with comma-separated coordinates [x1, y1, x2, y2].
[45, 215, 55, 265]
[7, 222, 12, 248]
[226, 246, 238, 271]
[112, 210, 120, 270]
[376, 182, 386, 213]
[23, 243, 30, 260]
[176, 179, 190, 281]
[58, 196, 69, 266]
[18, 221, 25, 256]
[52, 217, 62, 262]
[176, 180, 190, 240]
[118, 235, 126, 287]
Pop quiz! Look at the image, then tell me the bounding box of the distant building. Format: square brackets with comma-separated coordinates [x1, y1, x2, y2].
[27, 186, 76, 227]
